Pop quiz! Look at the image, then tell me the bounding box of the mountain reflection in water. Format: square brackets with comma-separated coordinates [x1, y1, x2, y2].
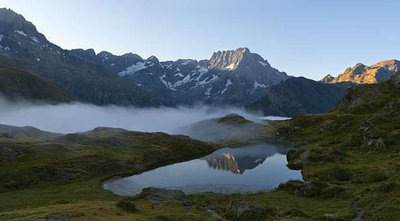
[203, 144, 288, 174]
[103, 143, 302, 195]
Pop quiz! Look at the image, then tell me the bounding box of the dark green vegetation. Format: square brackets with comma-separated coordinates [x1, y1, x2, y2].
[248, 77, 352, 116]
[0, 56, 71, 103]
[0, 126, 216, 220]
[275, 72, 400, 220]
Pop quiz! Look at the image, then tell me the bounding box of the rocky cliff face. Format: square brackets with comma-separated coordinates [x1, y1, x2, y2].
[322, 60, 400, 84]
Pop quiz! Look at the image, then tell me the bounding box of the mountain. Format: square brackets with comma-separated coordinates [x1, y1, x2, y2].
[0, 8, 289, 106]
[247, 77, 351, 116]
[71, 47, 290, 106]
[322, 59, 400, 84]
[0, 8, 159, 106]
[0, 55, 71, 103]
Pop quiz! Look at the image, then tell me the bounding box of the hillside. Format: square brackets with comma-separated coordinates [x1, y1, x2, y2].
[276, 72, 400, 220]
[247, 77, 351, 116]
[0, 56, 71, 103]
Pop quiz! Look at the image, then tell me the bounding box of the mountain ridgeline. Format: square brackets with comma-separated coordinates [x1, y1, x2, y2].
[0, 8, 292, 107]
[322, 59, 400, 84]
[70, 47, 290, 106]
[0, 8, 397, 117]
[247, 77, 352, 116]
[0, 8, 158, 106]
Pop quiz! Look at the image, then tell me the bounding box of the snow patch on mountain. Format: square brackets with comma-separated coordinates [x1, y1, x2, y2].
[251, 81, 268, 94]
[160, 75, 177, 91]
[172, 74, 191, 88]
[119, 62, 148, 76]
[31, 37, 39, 43]
[221, 79, 233, 94]
[15, 30, 27, 37]
[0, 34, 4, 42]
[197, 74, 219, 86]
[204, 87, 212, 96]
[258, 61, 268, 67]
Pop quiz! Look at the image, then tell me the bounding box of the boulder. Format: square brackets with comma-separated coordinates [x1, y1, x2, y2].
[227, 200, 266, 221]
[278, 180, 328, 197]
[283, 208, 308, 217]
[139, 187, 186, 201]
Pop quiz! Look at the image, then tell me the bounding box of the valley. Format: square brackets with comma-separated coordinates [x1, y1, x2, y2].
[0, 4, 399, 221]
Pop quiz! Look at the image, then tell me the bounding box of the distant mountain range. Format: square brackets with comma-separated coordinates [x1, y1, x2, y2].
[322, 60, 400, 84]
[0, 8, 398, 117]
[0, 8, 290, 106]
[70, 47, 290, 106]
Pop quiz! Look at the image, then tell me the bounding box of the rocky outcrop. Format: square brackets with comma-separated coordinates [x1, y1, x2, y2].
[138, 187, 186, 201]
[227, 200, 266, 221]
[323, 60, 399, 84]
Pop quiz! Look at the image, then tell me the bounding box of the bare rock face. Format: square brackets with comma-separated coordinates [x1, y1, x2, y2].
[208, 48, 262, 71]
[323, 60, 400, 84]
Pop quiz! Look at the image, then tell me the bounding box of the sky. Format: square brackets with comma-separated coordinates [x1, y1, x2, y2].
[1, 0, 399, 80]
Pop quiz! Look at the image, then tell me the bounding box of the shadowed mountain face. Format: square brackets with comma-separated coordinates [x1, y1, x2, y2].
[322, 60, 400, 84]
[0, 56, 71, 103]
[0, 8, 159, 106]
[247, 77, 351, 116]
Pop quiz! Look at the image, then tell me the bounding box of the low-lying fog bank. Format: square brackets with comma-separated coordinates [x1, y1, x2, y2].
[0, 98, 264, 134]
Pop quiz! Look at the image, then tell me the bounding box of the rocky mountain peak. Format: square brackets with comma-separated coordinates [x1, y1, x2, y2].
[371, 59, 400, 71]
[147, 55, 159, 63]
[323, 59, 399, 84]
[321, 74, 335, 83]
[0, 8, 44, 41]
[208, 47, 255, 71]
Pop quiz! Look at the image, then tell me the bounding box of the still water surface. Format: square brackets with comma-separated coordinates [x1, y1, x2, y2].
[103, 143, 302, 195]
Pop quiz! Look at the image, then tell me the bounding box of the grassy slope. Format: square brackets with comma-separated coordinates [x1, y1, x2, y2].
[274, 73, 400, 220]
[0, 128, 216, 220]
[0, 56, 72, 103]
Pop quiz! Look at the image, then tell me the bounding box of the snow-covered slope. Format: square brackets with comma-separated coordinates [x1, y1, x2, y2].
[72, 47, 290, 106]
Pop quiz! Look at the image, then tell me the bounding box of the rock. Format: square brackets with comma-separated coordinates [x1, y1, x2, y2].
[116, 198, 137, 213]
[45, 212, 84, 220]
[227, 200, 266, 221]
[279, 180, 328, 197]
[283, 208, 308, 217]
[139, 187, 186, 201]
[320, 213, 340, 220]
[286, 149, 306, 170]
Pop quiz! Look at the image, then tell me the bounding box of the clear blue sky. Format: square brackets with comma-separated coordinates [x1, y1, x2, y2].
[1, 0, 399, 79]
